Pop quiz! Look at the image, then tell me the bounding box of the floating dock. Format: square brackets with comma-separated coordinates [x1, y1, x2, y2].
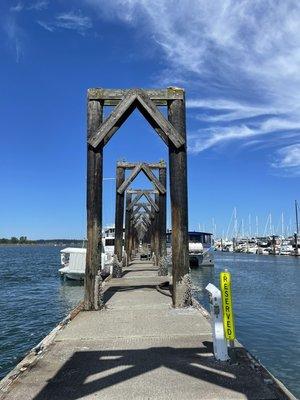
[0, 260, 295, 400]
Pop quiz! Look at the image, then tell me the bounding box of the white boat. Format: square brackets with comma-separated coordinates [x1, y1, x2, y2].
[59, 238, 113, 281]
[280, 244, 294, 256]
[59, 247, 87, 280]
[167, 231, 214, 268]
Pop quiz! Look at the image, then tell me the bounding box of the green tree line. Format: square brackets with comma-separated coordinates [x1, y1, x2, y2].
[0, 236, 33, 244]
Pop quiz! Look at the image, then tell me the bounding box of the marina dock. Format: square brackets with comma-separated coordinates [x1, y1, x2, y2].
[0, 259, 295, 400]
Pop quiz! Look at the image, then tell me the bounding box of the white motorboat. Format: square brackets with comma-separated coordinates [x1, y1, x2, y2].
[167, 230, 214, 268]
[59, 239, 113, 281]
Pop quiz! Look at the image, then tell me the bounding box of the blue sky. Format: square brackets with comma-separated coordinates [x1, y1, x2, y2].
[0, 0, 299, 239]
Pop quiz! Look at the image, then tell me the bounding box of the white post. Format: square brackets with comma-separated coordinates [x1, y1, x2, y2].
[205, 283, 229, 361]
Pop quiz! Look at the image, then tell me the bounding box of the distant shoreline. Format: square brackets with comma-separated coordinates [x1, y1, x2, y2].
[0, 241, 85, 247]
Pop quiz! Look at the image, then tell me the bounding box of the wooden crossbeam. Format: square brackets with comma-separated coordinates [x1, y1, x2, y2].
[127, 190, 159, 211]
[88, 89, 185, 149]
[134, 214, 151, 227]
[118, 164, 142, 194]
[141, 164, 166, 194]
[117, 161, 166, 170]
[118, 163, 166, 195]
[131, 203, 154, 219]
[88, 87, 184, 106]
[127, 189, 158, 195]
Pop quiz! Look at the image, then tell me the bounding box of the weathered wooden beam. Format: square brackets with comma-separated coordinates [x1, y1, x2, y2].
[117, 160, 166, 170]
[88, 87, 184, 105]
[124, 192, 132, 257]
[127, 191, 143, 211]
[131, 204, 153, 218]
[127, 190, 159, 212]
[143, 191, 160, 211]
[84, 100, 103, 311]
[127, 189, 158, 195]
[136, 89, 185, 148]
[88, 89, 185, 149]
[159, 166, 167, 261]
[153, 193, 160, 265]
[168, 95, 191, 307]
[117, 164, 142, 194]
[141, 164, 166, 194]
[114, 165, 125, 262]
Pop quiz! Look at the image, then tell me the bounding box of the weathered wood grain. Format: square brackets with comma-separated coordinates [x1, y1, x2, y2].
[87, 87, 184, 105]
[168, 96, 191, 307]
[88, 89, 185, 149]
[124, 192, 132, 257]
[159, 166, 167, 260]
[114, 165, 125, 262]
[84, 100, 103, 311]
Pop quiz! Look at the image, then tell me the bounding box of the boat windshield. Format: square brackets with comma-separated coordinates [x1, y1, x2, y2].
[189, 233, 202, 243]
[189, 233, 212, 245]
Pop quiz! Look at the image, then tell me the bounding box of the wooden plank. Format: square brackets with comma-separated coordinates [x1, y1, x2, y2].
[88, 87, 184, 105]
[114, 165, 125, 262]
[168, 96, 191, 307]
[143, 191, 159, 212]
[141, 164, 166, 194]
[136, 90, 185, 148]
[117, 164, 142, 194]
[88, 89, 185, 149]
[124, 192, 132, 257]
[159, 167, 167, 260]
[153, 193, 160, 264]
[131, 205, 154, 220]
[117, 161, 166, 170]
[127, 189, 158, 195]
[88, 89, 137, 148]
[84, 100, 103, 311]
[127, 191, 143, 210]
[127, 189, 159, 211]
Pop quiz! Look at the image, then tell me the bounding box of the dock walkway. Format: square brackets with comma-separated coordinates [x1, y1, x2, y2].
[1, 261, 291, 399]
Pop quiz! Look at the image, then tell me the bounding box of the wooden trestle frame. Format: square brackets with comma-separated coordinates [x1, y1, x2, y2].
[85, 88, 190, 310]
[114, 161, 166, 265]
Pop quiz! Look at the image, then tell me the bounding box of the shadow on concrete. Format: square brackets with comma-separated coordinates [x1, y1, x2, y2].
[121, 268, 158, 277]
[103, 284, 169, 304]
[32, 345, 273, 400]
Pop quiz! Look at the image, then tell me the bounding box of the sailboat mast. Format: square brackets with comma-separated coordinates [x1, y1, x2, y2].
[295, 200, 299, 234]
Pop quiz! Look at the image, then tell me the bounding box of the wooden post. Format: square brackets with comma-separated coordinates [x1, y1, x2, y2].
[168, 92, 191, 307]
[125, 192, 132, 257]
[159, 166, 167, 259]
[128, 209, 133, 260]
[154, 193, 160, 263]
[85, 99, 103, 310]
[114, 165, 125, 262]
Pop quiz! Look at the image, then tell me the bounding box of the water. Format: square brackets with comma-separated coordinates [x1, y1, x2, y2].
[191, 252, 300, 398]
[0, 246, 83, 379]
[0, 247, 299, 397]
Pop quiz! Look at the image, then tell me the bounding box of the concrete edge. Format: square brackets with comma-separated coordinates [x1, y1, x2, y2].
[191, 296, 297, 400]
[0, 300, 84, 399]
[0, 273, 115, 398]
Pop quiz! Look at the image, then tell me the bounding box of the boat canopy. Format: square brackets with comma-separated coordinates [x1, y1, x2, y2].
[60, 247, 86, 254]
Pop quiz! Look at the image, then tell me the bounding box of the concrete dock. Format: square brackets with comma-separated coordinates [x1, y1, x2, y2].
[0, 261, 294, 399]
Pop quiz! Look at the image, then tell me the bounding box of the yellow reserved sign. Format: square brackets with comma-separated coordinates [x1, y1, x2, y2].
[220, 271, 236, 340]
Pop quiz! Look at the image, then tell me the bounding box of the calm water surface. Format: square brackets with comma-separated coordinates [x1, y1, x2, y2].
[0, 246, 299, 397]
[192, 252, 300, 398]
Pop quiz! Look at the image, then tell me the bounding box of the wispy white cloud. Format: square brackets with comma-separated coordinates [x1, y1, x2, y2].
[10, 1, 49, 12]
[38, 11, 92, 34]
[10, 2, 24, 12]
[28, 1, 49, 11]
[83, 0, 300, 173]
[272, 144, 300, 176]
[37, 20, 54, 32]
[3, 16, 24, 62]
